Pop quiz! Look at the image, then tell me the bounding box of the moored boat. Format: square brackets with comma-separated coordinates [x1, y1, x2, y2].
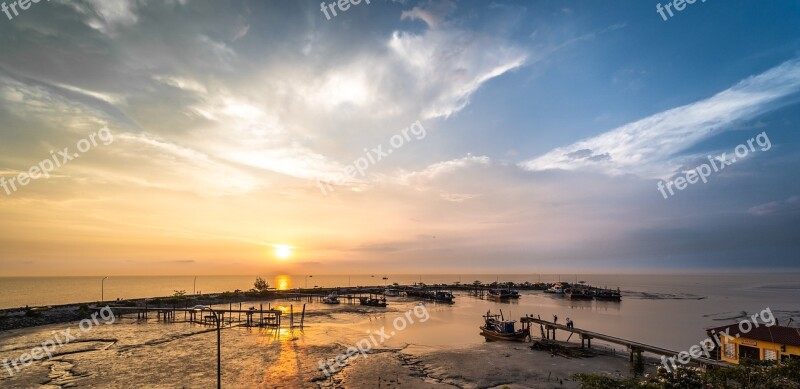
[565, 287, 593, 300]
[322, 292, 340, 304]
[431, 290, 455, 303]
[593, 287, 622, 301]
[544, 282, 568, 295]
[480, 310, 529, 341]
[488, 288, 519, 300]
[384, 288, 401, 297]
[359, 294, 387, 307]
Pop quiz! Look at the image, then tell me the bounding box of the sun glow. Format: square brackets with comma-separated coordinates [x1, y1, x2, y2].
[274, 245, 292, 259]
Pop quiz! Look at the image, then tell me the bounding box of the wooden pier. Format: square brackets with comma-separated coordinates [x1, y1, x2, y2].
[106, 303, 306, 329]
[520, 316, 728, 368]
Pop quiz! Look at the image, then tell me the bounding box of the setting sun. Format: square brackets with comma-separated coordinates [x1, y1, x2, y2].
[274, 245, 292, 260]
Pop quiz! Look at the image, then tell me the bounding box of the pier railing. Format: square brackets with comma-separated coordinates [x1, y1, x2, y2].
[520, 316, 728, 368]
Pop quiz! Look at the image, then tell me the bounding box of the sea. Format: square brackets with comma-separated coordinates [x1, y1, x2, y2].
[1, 273, 799, 353]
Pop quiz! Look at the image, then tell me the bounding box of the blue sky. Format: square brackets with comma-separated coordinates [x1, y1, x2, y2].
[0, 0, 798, 275]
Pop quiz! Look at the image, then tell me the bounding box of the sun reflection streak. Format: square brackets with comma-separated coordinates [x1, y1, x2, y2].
[275, 275, 290, 291]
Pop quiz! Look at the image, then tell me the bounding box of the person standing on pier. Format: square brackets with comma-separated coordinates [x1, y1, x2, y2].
[566, 318, 573, 328]
[553, 314, 558, 324]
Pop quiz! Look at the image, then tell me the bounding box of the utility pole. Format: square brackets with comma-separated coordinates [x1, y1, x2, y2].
[101, 277, 108, 303]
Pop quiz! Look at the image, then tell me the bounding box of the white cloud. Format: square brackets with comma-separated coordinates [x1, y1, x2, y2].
[75, 0, 139, 36]
[400, 0, 456, 28]
[388, 28, 527, 119]
[520, 58, 800, 178]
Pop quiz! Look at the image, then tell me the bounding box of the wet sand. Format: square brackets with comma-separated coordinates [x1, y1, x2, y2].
[328, 342, 645, 389]
[0, 296, 659, 388]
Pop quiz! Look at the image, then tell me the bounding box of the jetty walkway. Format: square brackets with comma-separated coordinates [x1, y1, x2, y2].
[520, 316, 728, 368]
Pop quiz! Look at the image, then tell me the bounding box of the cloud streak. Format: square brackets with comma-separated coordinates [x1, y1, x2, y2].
[520, 58, 800, 178]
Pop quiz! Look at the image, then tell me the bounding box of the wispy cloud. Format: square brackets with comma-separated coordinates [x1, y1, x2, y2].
[520, 58, 800, 178]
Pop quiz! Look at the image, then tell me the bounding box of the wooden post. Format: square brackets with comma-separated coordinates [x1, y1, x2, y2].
[300, 304, 306, 328]
[238, 303, 242, 322]
[290, 305, 294, 328]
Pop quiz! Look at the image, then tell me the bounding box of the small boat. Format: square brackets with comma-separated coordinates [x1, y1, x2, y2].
[544, 282, 568, 295]
[322, 292, 340, 304]
[566, 287, 593, 300]
[488, 288, 519, 300]
[480, 310, 528, 341]
[359, 294, 387, 307]
[405, 286, 427, 298]
[384, 288, 401, 297]
[431, 290, 455, 303]
[593, 287, 622, 301]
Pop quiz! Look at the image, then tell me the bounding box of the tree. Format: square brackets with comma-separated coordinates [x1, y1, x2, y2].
[254, 277, 269, 292]
[173, 290, 186, 297]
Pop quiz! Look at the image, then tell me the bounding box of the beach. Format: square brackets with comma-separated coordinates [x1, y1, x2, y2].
[2, 274, 799, 388]
[0, 296, 645, 388]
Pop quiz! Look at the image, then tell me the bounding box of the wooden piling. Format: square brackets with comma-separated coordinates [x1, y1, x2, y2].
[300, 304, 306, 328]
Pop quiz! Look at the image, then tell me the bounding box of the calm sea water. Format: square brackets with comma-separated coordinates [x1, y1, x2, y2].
[0, 273, 798, 386]
[1, 273, 799, 350]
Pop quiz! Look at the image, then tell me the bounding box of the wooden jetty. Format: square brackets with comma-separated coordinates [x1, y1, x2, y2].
[520, 316, 728, 368]
[104, 303, 306, 329]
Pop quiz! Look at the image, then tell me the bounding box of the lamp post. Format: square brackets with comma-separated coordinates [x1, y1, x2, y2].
[101, 277, 108, 303]
[193, 305, 221, 389]
[194, 276, 198, 295]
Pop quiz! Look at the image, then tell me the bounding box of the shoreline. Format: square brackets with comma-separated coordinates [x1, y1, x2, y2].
[0, 282, 555, 331]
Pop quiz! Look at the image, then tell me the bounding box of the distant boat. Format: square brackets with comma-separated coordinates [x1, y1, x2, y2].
[566, 287, 593, 300]
[431, 290, 455, 303]
[488, 288, 520, 300]
[384, 288, 401, 297]
[404, 286, 455, 303]
[544, 282, 568, 295]
[480, 310, 528, 341]
[359, 294, 387, 307]
[593, 287, 622, 302]
[322, 292, 340, 304]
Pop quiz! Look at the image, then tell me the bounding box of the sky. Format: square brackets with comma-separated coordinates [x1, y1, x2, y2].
[0, 0, 799, 276]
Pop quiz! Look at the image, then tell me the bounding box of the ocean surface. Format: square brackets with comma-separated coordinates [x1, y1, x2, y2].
[1, 273, 799, 386]
[1, 273, 799, 351]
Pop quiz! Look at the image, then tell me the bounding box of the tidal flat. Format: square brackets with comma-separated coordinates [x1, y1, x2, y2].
[0, 296, 643, 388]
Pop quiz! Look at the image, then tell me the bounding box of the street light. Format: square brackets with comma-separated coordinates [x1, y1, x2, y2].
[101, 277, 108, 303]
[194, 276, 198, 295]
[193, 305, 221, 389]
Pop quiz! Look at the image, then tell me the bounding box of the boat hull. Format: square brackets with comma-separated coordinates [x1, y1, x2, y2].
[480, 327, 528, 341]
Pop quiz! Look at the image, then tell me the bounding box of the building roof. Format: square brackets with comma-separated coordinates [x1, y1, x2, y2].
[707, 324, 800, 347]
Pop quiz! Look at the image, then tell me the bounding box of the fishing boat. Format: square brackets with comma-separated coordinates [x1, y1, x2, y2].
[565, 287, 593, 300]
[384, 288, 401, 297]
[359, 294, 387, 307]
[487, 288, 519, 300]
[593, 287, 622, 301]
[430, 290, 455, 303]
[479, 310, 529, 341]
[544, 282, 568, 295]
[322, 292, 340, 304]
[405, 286, 428, 298]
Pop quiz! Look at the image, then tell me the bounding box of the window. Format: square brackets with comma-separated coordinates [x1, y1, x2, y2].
[764, 349, 778, 361]
[725, 342, 737, 359]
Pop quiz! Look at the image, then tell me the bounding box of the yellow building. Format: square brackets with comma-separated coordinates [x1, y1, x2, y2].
[707, 323, 800, 364]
